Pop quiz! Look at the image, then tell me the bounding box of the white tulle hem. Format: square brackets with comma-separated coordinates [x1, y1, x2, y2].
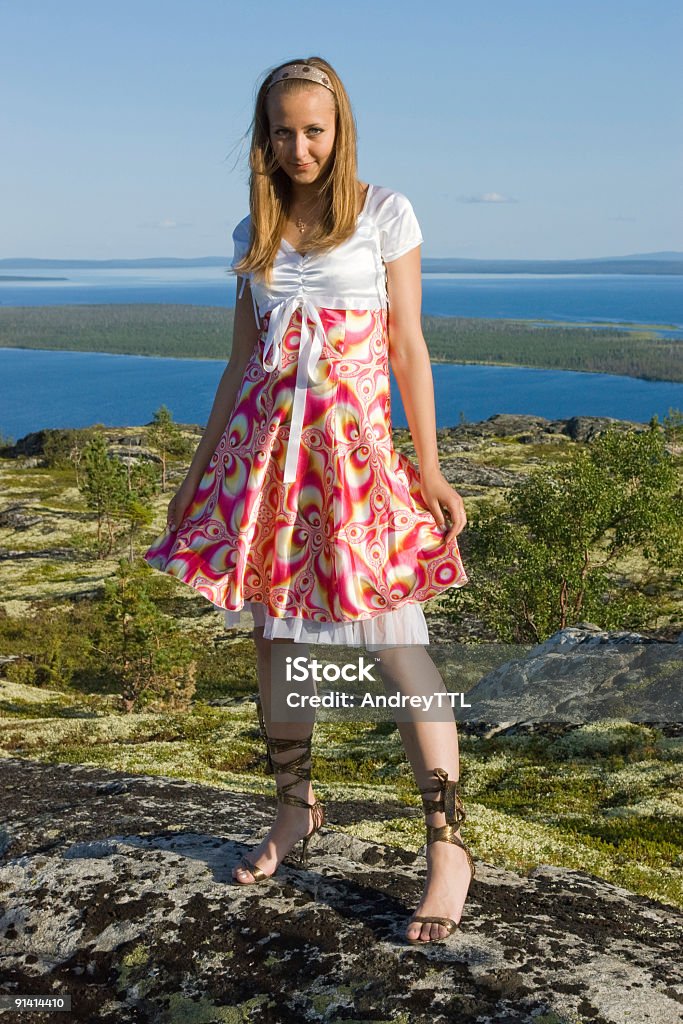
[219, 599, 430, 650]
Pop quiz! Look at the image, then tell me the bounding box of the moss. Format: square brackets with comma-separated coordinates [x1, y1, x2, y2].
[1, 442, 681, 911]
[120, 943, 150, 968]
[166, 992, 273, 1023]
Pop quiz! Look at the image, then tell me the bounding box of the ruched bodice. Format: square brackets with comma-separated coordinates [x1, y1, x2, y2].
[231, 184, 423, 483]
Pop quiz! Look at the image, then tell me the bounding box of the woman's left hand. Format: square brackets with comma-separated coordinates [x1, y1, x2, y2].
[419, 470, 467, 542]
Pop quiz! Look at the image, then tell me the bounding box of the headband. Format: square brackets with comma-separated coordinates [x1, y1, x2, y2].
[266, 63, 334, 94]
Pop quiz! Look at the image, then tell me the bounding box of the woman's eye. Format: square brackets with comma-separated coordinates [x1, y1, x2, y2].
[274, 128, 322, 137]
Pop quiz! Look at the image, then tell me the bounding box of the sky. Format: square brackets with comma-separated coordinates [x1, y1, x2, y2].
[2, 0, 681, 261]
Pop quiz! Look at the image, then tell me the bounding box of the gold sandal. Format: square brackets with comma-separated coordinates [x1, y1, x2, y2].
[407, 768, 476, 944]
[233, 698, 325, 884]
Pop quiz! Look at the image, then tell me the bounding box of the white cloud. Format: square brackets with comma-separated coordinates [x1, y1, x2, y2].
[137, 219, 193, 230]
[460, 192, 517, 204]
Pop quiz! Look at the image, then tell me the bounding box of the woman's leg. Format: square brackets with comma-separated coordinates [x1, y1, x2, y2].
[374, 644, 474, 942]
[232, 627, 321, 883]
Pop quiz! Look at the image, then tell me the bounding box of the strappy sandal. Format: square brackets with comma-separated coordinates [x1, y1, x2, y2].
[233, 697, 325, 884]
[406, 767, 476, 944]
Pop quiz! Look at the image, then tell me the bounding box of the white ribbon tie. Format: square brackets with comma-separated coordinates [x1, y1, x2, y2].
[261, 295, 328, 484]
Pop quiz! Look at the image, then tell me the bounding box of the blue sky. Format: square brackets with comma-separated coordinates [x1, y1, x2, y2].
[2, 0, 681, 260]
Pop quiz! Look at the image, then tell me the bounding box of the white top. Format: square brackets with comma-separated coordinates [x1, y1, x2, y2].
[230, 183, 423, 483]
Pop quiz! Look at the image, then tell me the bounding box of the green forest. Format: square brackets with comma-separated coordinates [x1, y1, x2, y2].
[1, 303, 682, 382]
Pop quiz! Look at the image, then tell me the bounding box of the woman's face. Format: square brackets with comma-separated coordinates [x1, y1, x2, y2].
[266, 85, 336, 186]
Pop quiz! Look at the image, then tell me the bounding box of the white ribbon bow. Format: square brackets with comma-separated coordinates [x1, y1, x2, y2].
[262, 295, 328, 484]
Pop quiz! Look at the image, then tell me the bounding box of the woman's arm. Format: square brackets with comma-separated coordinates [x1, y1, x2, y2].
[385, 248, 467, 540]
[183, 276, 261, 489]
[166, 276, 261, 531]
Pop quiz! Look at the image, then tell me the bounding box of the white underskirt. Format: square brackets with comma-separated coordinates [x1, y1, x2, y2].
[220, 599, 430, 651]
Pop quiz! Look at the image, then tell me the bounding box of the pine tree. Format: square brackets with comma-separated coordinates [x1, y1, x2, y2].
[147, 405, 193, 491]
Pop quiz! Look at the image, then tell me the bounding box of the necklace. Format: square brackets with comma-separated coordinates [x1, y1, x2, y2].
[291, 184, 367, 236]
[292, 201, 322, 235]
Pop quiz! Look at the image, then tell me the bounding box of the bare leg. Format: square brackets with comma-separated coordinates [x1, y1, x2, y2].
[232, 627, 321, 883]
[374, 644, 474, 942]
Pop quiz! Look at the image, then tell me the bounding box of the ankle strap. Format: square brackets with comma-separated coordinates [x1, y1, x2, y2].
[419, 768, 466, 826]
[419, 768, 476, 878]
[255, 697, 310, 770]
[254, 697, 315, 809]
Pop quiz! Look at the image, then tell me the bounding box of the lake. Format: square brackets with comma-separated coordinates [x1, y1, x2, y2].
[1, 269, 682, 440]
[2, 347, 683, 442]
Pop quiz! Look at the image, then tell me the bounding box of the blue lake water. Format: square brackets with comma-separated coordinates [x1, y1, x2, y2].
[1, 269, 682, 439]
[2, 347, 682, 442]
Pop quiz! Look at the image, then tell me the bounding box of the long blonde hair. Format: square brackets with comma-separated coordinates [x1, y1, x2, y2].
[233, 56, 361, 287]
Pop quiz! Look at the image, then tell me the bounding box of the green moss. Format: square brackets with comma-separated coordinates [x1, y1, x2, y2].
[166, 993, 273, 1023]
[2, 700, 681, 907]
[120, 943, 150, 968]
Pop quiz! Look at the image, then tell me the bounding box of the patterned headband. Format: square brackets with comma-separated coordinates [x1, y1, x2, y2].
[266, 63, 334, 94]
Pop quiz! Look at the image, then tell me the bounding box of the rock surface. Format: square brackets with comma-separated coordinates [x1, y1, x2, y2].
[1, 757, 681, 1024]
[463, 622, 683, 724]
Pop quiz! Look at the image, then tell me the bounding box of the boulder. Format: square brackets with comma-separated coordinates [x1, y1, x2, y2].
[464, 624, 683, 724]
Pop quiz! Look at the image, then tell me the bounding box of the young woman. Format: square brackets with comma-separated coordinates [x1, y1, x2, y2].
[144, 56, 473, 945]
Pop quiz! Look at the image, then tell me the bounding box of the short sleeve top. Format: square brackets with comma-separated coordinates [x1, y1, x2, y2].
[230, 183, 422, 323]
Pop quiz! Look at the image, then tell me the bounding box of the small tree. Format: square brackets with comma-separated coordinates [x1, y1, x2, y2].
[80, 432, 129, 557]
[96, 558, 197, 712]
[147, 405, 193, 491]
[119, 458, 158, 562]
[444, 422, 683, 643]
[662, 407, 683, 445]
[42, 426, 98, 476]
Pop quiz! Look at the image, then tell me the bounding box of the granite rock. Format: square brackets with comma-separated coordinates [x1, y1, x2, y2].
[0, 758, 681, 1024]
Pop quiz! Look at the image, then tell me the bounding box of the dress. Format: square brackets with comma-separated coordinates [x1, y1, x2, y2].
[143, 183, 469, 650]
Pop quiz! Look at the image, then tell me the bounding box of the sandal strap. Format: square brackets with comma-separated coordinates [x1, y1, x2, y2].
[255, 697, 316, 809]
[409, 915, 456, 932]
[420, 768, 466, 824]
[419, 768, 476, 879]
[426, 824, 476, 878]
[236, 855, 269, 882]
[255, 696, 312, 772]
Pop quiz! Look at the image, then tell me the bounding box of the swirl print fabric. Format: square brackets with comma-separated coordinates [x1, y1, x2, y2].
[143, 305, 469, 627]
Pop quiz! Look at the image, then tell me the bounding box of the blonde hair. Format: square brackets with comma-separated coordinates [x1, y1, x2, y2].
[233, 56, 361, 288]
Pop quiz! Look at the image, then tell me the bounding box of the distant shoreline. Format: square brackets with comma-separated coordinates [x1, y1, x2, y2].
[1, 254, 682, 276]
[0, 275, 68, 282]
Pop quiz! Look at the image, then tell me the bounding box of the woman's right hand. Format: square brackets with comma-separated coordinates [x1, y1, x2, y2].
[166, 478, 198, 532]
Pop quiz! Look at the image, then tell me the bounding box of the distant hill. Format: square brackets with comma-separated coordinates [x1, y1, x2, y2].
[1, 252, 682, 276]
[420, 253, 683, 276]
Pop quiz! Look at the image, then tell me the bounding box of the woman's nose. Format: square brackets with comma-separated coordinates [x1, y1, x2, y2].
[293, 134, 310, 159]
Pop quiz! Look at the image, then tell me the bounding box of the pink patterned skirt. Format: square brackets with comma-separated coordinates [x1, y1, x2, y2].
[143, 306, 468, 648]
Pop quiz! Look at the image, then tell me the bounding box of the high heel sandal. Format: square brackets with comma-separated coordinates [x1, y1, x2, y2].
[233, 698, 325, 884]
[406, 767, 476, 944]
